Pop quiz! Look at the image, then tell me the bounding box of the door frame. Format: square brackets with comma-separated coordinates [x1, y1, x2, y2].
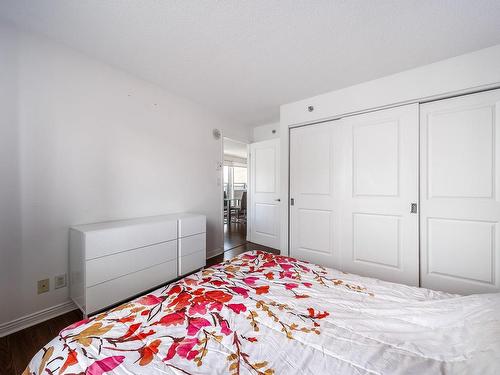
[220, 136, 250, 253]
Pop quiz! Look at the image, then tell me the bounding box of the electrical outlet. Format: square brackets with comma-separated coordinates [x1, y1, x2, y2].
[37, 279, 49, 294]
[55, 274, 67, 289]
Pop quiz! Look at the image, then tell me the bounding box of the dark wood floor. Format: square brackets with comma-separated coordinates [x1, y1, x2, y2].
[224, 221, 247, 251]
[0, 242, 279, 375]
[0, 309, 83, 375]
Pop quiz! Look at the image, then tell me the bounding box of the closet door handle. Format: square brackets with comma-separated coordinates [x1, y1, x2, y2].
[410, 203, 418, 214]
[274, 198, 281, 202]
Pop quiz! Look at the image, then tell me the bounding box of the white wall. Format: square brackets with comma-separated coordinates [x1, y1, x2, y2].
[0, 24, 23, 324]
[0, 23, 250, 326]
[252, 122, 279, 142]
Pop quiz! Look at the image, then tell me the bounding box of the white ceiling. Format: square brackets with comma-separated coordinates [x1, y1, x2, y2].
[224, 138, 247, 160]
[1, 1, 500, 127]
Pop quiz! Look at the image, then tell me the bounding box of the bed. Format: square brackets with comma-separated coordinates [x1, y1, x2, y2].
[26, 250, 500, 374]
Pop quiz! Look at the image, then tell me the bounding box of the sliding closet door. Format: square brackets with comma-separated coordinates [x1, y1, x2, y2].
[340, 104, 419, 286]
[289, 121, 342, 268]
[420, 89, 500, 294]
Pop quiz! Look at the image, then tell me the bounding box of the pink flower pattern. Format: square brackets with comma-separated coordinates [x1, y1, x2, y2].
[25, 251, 371, 375]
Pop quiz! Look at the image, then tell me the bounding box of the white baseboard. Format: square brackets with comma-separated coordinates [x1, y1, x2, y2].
[207, 247, 223, 259]
[0, 300, 77, 338]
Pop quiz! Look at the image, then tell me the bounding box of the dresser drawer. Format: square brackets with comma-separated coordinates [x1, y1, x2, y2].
[85, 220, 177, 259]
[86, 259, 177, 314]
[86, 240, 177, 287]
[179, 250, 205, 276]
[178, 215, 206, 238]
[178, 233, 205, 257]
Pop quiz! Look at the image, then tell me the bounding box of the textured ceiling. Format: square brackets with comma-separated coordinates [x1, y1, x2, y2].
[1, 1, 500, 127]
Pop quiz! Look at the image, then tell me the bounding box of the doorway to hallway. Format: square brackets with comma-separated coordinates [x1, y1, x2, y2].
[223, 137, 248, 252]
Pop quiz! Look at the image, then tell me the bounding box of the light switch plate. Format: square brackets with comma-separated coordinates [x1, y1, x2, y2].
[55, 274, 67, 289]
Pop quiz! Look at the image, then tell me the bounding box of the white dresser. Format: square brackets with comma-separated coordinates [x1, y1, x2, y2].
[70, 213, 206, 316]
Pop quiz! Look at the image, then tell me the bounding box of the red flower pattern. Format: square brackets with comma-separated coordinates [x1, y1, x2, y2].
[26, 251, 363, 375]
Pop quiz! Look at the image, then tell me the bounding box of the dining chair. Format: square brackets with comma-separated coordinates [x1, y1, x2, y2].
[232, 191, 247, 223]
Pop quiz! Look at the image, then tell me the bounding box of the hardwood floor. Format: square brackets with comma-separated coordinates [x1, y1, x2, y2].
[0, 309, 82, 375]
[0, 242, 279, 375]
[224, 221, 247, 250]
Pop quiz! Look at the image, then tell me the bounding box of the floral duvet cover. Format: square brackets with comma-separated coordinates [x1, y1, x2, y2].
[26, 251, 500, 374]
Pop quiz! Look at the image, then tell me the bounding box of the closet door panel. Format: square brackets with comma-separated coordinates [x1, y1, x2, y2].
[340, 104, 419, 286]
[427, 106, 493, 198]
[289, 122, 342, 268]
[353, 119, 400, 196]
[353, 213, 401, 268]
[420, 89, 500, 294]
[427, 218, 494, 284]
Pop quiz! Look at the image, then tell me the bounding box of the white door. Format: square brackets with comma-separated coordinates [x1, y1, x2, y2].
[290, 121, 342, 268]
[420, 89, 500, 294]
[340, 104, 419, 286]
[249, 139, 281, 249]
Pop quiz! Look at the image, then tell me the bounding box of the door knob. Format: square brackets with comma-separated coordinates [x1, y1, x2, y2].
[274, 198, 281, 202]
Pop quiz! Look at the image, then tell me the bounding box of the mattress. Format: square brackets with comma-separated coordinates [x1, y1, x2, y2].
[26, 251, 500, 374]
